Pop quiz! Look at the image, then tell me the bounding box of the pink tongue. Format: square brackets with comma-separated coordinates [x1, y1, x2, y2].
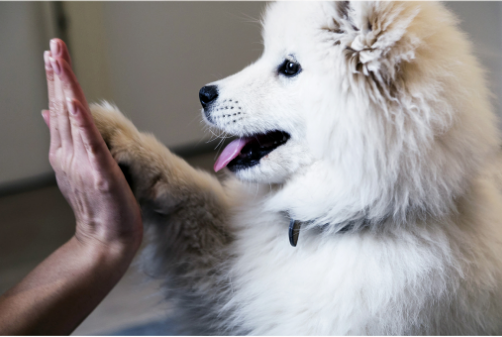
[214, 138, 252, 172]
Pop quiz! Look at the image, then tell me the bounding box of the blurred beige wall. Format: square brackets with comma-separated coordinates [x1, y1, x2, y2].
[0, 2, 55, 186]
[0, 1, 265, 187]
[65, 1, 266, 149]
[0, 2, 501, 188]
[446, 2, 502, 128]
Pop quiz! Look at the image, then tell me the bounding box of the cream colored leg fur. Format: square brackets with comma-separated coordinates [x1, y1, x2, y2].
[91, 103, 232, 333]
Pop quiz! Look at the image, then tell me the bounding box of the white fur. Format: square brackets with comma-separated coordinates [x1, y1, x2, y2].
[94, 1, 502, 334]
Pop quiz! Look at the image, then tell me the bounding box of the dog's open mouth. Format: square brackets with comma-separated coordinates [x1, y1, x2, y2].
[214, 130, 291, 172]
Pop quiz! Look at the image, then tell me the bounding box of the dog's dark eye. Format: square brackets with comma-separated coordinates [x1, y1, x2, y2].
[278, 59, 301, 77]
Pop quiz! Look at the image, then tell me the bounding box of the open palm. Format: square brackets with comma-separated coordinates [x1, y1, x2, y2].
[42, 39, 142, 249]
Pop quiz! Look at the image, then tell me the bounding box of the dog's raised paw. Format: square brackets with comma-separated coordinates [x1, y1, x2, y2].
[89, 102, 140, 153]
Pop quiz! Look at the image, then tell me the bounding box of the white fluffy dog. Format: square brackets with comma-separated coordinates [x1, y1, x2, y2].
[91, 1, 502, 334]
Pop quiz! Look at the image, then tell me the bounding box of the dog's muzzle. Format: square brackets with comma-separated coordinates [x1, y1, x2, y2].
[199, 85, 219, 123]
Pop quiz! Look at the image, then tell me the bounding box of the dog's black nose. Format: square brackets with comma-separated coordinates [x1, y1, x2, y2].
[199, 85, 219, 108]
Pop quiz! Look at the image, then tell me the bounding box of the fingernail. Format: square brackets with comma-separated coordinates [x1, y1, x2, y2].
[67, 98, 78, 115]
[50, 57, 61, 75]
[50, 39, 60, 56]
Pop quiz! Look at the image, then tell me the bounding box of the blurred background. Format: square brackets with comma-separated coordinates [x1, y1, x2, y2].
[0, 2, 501, 335]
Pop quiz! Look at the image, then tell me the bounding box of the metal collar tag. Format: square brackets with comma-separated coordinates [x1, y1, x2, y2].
[289, 219, 302, 247]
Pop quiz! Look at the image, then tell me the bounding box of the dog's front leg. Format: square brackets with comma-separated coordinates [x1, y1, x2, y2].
[90, 103, 232, 330]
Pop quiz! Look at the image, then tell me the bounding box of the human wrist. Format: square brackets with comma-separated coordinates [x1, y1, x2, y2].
[71, 230, 141, 272]
[74, 217, 143, 256]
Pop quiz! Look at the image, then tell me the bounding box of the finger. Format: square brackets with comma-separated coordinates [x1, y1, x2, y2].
[57, 57, 89, 111]
[66, 99, 88, 162]
[50, 38, 72, 67]
[44, 51, 61, 150]
[41, 110, 50, 129]
[56, 56, 91, 158]
[50, 56, 74, 150]
[67, 99, 115, 174]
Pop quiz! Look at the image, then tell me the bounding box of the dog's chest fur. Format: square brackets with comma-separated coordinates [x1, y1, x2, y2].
[215, 178, 502, 335]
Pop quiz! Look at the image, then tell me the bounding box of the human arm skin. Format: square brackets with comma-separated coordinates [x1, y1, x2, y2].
[0, 39, 142, 335]
[0, 237, 136, 335]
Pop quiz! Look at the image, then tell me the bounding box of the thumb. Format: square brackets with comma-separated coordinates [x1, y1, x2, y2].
[41, 109, 51, 128]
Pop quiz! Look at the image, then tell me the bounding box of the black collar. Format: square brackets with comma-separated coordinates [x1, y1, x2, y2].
[288, 216, 386, 247]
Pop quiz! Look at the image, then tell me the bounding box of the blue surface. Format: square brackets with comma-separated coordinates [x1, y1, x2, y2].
[102, 319, 178, 336]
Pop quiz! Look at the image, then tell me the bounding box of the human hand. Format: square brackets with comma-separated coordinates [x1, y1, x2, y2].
[0, 39, 144, 336]
[42, 39, 143, 255]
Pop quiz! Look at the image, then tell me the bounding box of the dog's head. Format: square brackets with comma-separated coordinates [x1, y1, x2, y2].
[200, 2, 498, 224]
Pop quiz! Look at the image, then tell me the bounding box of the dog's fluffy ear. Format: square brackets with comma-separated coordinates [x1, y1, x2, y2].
[328, 1, 423, 99]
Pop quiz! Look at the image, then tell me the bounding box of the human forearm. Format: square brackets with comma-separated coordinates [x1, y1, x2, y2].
[0, 235, 138, 335]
